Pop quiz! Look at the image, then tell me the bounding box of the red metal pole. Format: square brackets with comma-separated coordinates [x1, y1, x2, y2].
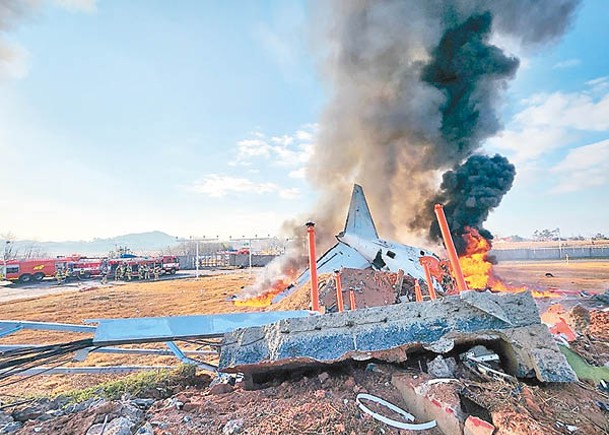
[433, 204, 468, 293]
[349, 288, 357, 310]
[414, 279, 423, 302]
[422, 262, 437, 300]
[306, 221, 320, 312]
[334, 269, 344, 313]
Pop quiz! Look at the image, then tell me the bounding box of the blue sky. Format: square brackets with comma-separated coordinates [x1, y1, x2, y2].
[0, 0, 608, 242]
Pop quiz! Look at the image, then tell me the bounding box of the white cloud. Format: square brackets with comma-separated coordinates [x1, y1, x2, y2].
[188, 175, 276, 198]
[487, 126, 571, 162]
[0, 40, 29, 80]
[188, 174, 300, 200]
[586, 76, 609, 94]
[515, 90, 609, 131]
[487, 78, 609, 168]
[234, 124, 317, 167]
[552, 58, 580, 69]
[551, 139, 609, 193]
[235, 138, 272, 162]
[278, 187, 301, 199]
[52, 0, 97, 13]
[288, 167, 306, 179]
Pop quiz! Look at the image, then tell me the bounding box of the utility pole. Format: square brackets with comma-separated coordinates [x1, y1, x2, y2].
[2, 240, 11, 280]
[195, 239, 200, 278]
[2, 241, 9, 281]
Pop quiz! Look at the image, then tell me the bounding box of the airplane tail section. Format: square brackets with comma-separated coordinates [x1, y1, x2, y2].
[343, 184, 379, 239]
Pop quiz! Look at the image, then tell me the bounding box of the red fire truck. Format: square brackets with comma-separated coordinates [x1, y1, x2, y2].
[160, 256, 180, 274]
[3, 257, 80, 283]
[3, 255, 181, 283]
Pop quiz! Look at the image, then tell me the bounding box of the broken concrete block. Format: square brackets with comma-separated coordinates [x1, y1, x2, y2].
[427, 355, 457, 378]
[464, 416, 495, 435]
[219, 291, 576, 383]
[392, 373, 464, 435]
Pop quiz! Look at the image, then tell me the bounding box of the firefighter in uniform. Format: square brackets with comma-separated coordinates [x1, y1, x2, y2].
[144, 264, 151, 280]
[153, 264, 161, 280]
[115, 264, 123, 281]
[124, 263, 132, 281]
[138, 264, 145, 280]
[55, 267, 63, 285]
[100, 259, 109, 285]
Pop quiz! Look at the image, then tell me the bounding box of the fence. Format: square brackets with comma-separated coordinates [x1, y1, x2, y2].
[491, 246, 609, 261]
[176, 254, 277, 270]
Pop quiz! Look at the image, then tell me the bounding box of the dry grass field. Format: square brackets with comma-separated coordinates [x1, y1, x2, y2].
[1, 260, 608, 399]
[494, 259, 609, 293]
[0, 272, 256, 399]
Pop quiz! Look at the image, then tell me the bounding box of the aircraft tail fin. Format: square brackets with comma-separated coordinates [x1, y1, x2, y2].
[343, 184, 379, 239]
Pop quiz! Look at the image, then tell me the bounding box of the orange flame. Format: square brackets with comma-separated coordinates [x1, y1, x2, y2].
[233, 276, 296, 307]
[459, 227, 557, 298]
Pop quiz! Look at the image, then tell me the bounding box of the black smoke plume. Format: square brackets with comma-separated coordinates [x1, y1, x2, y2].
[421, 12, 519, 163]
[429, 154, 516, 254]
[242, 0, 580, 299]
[416, 11, 519, 249]
[307, 0, 579, 249]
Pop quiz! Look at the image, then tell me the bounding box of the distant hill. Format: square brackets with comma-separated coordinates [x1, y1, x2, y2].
[7, 231, 179, 257]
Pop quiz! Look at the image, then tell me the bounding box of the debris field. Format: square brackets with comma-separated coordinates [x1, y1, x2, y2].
[1, 263, 609, 434]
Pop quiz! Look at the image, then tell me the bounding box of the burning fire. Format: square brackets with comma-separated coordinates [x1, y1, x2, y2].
[233, 276, 295, 307]
[233, 251, 302, 308]
[459, 227, 557, 298]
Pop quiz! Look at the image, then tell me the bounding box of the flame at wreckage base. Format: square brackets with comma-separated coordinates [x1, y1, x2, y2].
[459, 227, 558, 298]
[235, 226, 558, 307]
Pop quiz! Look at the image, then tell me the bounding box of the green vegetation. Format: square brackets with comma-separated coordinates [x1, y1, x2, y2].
[58, 364, 198, 403]
[560, 346, 609, 384]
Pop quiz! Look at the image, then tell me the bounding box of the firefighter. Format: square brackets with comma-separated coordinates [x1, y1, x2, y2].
[153, 264, 161, 280]
[115, 264, 123, 281]
[144, 264, 151, 280]
[100, 259, 109, 285]
[64, 266, 72, 282]
[138, 264, 145, 280]
[124, 263, 132, 281]
[55, 267, 63, 285]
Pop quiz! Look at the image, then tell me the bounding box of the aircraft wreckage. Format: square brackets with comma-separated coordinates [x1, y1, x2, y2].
[272, 184, 446, 304]
[0, 185, 576, 386]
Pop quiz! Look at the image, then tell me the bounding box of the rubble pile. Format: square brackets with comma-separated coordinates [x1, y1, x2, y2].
[2, 256, 609, 434]
[318, 268, 415, 311]
[3, 355, 608, 435]
[220, 291, 576, 385]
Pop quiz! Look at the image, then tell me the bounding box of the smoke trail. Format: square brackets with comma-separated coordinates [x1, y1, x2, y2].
[241, 0, 580, 300]
[308, 0, 579, 246]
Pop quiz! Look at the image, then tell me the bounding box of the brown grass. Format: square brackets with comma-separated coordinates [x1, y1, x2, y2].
[2, 261, 608, 399]
[494, 260, 609, 293]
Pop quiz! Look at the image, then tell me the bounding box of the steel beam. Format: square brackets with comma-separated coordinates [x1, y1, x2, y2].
[90, 311, 314, 345]
[3, 366, 176, 376]
[0, 320, 95, 334]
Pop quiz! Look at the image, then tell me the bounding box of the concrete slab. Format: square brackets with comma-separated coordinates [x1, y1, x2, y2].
[219, 291, 576, 383]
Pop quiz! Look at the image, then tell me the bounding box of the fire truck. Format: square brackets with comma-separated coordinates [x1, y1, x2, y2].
[3, 255, 180, 283]
[160, 256, 180, 274]
[3, 257, 80, 283]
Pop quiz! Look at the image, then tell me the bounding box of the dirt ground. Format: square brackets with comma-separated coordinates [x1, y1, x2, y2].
[1, 261, 609, 433]
[0, 271, 256, 399]
[494, 260, 609, 293]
